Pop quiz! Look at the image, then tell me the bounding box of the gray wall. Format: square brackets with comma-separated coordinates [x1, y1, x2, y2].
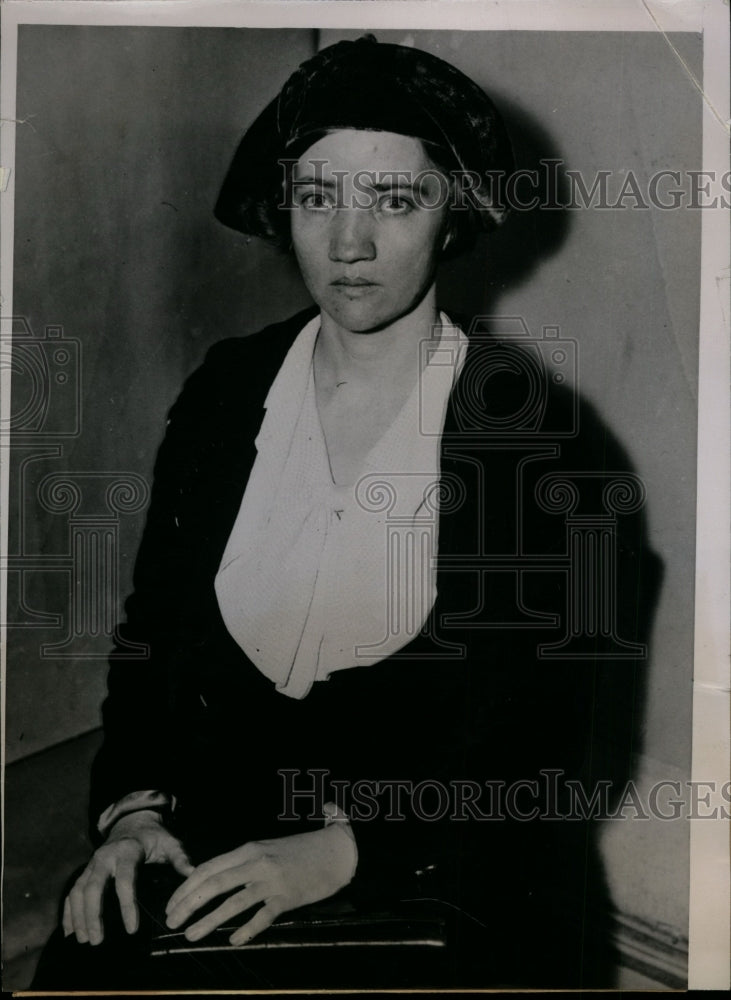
[8, 26, 317, 757]
[7, 26, 701, 939]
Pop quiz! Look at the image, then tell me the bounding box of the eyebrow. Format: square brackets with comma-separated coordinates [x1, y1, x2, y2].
[294, 176, 420, 193]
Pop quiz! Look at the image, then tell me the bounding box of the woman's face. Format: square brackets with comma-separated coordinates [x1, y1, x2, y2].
[289, 130, 449, 334]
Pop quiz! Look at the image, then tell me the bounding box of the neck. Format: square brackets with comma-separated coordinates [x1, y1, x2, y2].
[315, 289, 441, 386]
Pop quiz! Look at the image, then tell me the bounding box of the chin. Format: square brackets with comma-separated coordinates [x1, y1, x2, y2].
[321, 292, 427, 335]
[323, 298, 393, 334]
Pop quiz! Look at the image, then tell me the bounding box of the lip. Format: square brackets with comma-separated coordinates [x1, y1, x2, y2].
[331, 277, 379, 299]
[331, 277, 378, 287]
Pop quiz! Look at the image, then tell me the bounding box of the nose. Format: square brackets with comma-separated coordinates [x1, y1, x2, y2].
[328, 209, 376, 264]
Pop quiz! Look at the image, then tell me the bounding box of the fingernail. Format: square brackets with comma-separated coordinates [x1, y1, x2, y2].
[185, 926, 204, 942]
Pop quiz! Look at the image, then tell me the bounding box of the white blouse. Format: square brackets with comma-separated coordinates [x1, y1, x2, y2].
[215, 312, 468, 700]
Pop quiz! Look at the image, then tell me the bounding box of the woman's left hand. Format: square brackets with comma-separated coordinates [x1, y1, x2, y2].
[164, 824, 356, 945]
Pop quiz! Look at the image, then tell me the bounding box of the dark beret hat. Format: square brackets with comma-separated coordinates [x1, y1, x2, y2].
[215, 34, 514, 236]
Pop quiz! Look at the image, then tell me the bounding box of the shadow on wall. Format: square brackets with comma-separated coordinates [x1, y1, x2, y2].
[440, 96, 665, 981]
[438, 96, 571, 319]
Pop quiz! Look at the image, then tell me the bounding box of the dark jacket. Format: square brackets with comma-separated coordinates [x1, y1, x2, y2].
[90, 307, 660, 982]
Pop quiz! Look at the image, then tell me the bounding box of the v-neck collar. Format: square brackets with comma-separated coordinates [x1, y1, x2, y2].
[300, 312, 468, 490]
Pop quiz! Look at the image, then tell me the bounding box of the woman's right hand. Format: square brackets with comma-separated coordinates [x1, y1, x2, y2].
[63, 809, 193, 945]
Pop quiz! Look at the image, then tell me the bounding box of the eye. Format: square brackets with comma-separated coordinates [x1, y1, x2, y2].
[378, 194, 414, 215]
[298, 190, 335, 211]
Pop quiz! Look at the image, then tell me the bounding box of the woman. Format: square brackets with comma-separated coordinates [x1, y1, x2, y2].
[34, 35, 654, 990]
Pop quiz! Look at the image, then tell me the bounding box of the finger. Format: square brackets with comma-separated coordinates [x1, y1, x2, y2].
[165, 854, 259, 922]
[62, 896, 73, 937]
[114, 856, 139, 935]
[229, 900, 282, 946]
[165, 846, 254, 914]
[83, 873, 108, 946]
[165, 866, 213, 915]
[166, 861, 258, 929]
[69, 880, 89, 944]
[185, 884, 268, 942]
[168, 843, 194, 879]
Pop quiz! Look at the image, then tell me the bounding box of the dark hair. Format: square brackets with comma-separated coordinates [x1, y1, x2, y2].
[420, 139, 487, 260]
[215, 37, 515, 257]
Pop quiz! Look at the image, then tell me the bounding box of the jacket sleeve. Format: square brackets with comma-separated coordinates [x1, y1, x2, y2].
[88, 340, 245, 839]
